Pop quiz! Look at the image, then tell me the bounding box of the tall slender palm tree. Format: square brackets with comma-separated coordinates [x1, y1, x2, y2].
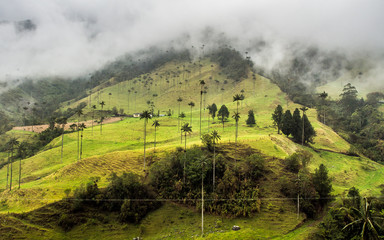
[152, 120, 160, 152]
[188, 101, 195, 126]
[177, 97, 183, 132]
[57, 117, 67, 163]
[319, 91, 328, 124]
[99, 101, 106, 135]
[181, 123, 192, 183]
[108, 93, 112, 109]
[91, 105, 96, 135]
[75, 109, 83, 161]
[300, 107, 308, 146]
[127, 89, 131, 114]
[140, 110, 152, 172]
[79, 123, 86, 160]
[199, 80, 205, 138]
[211, 130, 221, 192]
[232, 112, 240, 144]
[7, 138, 19, 191]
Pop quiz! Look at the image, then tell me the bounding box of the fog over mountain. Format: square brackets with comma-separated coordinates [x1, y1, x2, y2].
[0, 0, 383, 90]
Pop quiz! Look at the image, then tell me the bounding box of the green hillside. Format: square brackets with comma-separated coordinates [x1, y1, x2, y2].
[1, 57, 383, 239]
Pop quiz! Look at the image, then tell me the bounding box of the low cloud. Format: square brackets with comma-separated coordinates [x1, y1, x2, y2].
[0, 0, 383, 90]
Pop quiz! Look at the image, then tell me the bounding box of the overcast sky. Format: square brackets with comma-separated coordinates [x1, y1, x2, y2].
[0, 0, 383, 81]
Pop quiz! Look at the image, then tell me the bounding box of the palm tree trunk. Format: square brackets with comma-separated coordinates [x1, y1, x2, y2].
[200, 92, 202, 138]
[143, 119, 147, 172]
[178, 103, 180, 132]
[190, 107, 193, 126]
[77, 118, 80, 161]
[10, 149, 13, 191]
[207, 113, 209, 133]
[302, 115, 305, 146]
[324, 108, 326, 125]
[6, 151, 9, 189]
[213, 143, 215, 192]
[154, 128, 157, 151]
[92, 111, 94, 135]
[183, 133, 187, 184]
[61, 132, 64, 163]
[235, 121, 238, 144]
[201, 167, 204, 236]
[18, 157, 21, 189]
[80, 132, 83, 160]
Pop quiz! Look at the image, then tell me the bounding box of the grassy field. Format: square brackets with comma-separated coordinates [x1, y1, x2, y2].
[0, 59, 383, 239]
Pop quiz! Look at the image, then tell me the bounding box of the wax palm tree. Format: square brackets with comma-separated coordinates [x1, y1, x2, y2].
[211, 130, 221, 192]
[188, 101, 195, 126]
[152, 120, 160, 152]
[319, 91, 328, 124]
[7, 137, 19, 191]
[300, 107, 308, 146]
[181, 122, 192, 183]
[177, 97, 183, 132]
[108, 93, 112, 109]
[91, 104, 96, 135]
[232, 112, 240, 144]
[56, 117, 67, 163]
[79, 123, 86, 160]
[199, 80, 205, 138]
[127, 89, 131, 114]
[240, 90, 245, 106]
[140, 110, 152, 172]
[75, 109, 83, 161]
[69, 123, 77, 132]
[99, 101, 106, 135]
[179, 112, 186, 143]
[341, 197, 384, 239]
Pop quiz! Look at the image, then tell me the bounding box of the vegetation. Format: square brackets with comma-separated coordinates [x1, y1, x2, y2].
[246, 110, 256, 127]
[149, 146, 263, 217]
[274, 105, 316, 144]
[314, 187, 384, 239]
[0, 48, 383, 239]
[217, 104, 229, 130]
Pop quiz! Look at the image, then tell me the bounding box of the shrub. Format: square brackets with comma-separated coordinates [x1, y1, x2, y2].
[58, 214, 77, 231]
[285, 154, 300, 173]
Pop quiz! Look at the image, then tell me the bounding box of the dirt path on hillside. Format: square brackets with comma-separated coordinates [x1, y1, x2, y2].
[12, 117, 122, 133]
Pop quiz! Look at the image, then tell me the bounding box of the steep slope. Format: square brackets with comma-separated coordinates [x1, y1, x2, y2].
[0, 56, 383, 239]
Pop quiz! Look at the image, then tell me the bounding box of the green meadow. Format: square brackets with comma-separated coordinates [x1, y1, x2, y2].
[1, 59, 383, 239]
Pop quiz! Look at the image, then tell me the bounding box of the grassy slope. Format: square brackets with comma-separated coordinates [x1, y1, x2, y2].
[0, 59, 383, 239]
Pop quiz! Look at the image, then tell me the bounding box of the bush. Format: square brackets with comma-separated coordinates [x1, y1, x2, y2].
[103, 172, 160, 223]
[285, 154, 300, 173]
[243, 154, 265, 181]
[58, 214, 77, 231]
